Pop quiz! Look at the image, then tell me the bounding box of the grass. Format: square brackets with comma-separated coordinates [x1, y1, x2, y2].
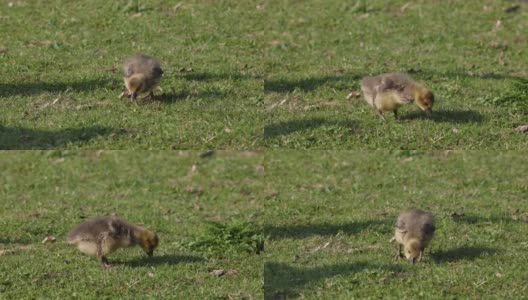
[2, 151, 528, 298]
[2, 0, 528, 298]
[0, 0, 263, 149]
[0, 151, 265, 299]
[263, 0, 528, 149]
[2, 1, 527, 150]
[264, 151, 528, 298]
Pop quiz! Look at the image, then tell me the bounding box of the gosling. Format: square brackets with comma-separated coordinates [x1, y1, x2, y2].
[391, 208, 435, 264]
[67, 216, 159, 267]
[359, 72, 434, 120]
[120, 54, 163, 103]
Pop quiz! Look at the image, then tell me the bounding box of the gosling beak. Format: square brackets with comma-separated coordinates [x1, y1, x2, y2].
[409, 257, 416, 265]
[130, 92, 137, 102]
[425, 109, 432, 117]
[147, 250, 154, 257]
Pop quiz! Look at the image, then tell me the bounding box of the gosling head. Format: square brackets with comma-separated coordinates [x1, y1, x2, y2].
[404, 239, 422, 265]
[415, 89, 434, 117]
[138, 229, 159, 257]
[125, 74, 146, 102]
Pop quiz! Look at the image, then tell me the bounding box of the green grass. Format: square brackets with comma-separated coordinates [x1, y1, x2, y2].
[2, 0, 527, 149]
[0, 151, 265, 298]
[264, 151, 528, 298]
[263, 0, 528, 149]
[0, 0, 263, 149]
[2, 0, 528, 298]
[2, 151, 528, 298]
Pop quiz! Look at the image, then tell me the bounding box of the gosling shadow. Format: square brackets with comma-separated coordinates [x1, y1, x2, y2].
[399, 109, 484, 123]
[431, 246, 497, 263]
[125, 254, 206, 267]
[155, 89, 227, 103]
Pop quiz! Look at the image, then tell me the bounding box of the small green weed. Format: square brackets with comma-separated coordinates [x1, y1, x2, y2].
[182, 221, 264, 256]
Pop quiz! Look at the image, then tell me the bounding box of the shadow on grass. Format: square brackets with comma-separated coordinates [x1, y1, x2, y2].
[180, 71, 262, 81]
[155, 89, 227, 103]
[264, 262, 401, 299]
[0, 125, 115, 149]
[264, 70, 523, 94]
[265, 74, 362, 94]
[124, 254, 206, 267]
[265, 220, 390, 240]
[427, 70, 524, 81]
[0, 238, 33, 245]
[432, 246, 497, 263]
[264, 117, 357, 138]
[450, 213, 527, 224]
[399, 109, 484, 123]
[0, 79, 110, 97]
